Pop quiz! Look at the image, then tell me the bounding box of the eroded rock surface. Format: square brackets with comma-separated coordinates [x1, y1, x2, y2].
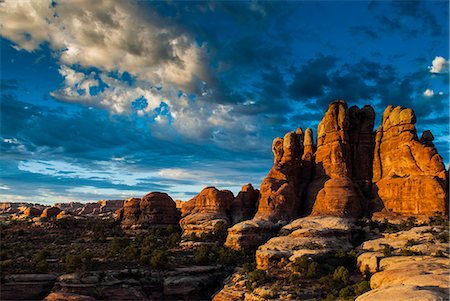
[255, 216, 355, 270]
[180, 187, 234, 241]
[372, 105, 448, 216]
[356, 225, 450, 301]
[120, 193, 180, 230]
[229, 184, 259, 224]
[307, 101, 368, 218]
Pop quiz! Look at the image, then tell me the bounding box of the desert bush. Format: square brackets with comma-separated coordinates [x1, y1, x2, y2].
[428, 213, 449, 227]
[353, 280, 370, 296]
[438, 232, 449, 243]
[167, 233, 181, 248]
[194, 245, 212, 265]
[150, 249, 168, 269]
[381, 244, 394, 257]
[405, 239, 420, 247]
[333, 266, 350, 286]
[434, 250, 446, 257]
[242, 262, 256, 273]
[248, 269, 268, 286]
[65, 254, 82, 272]
[111, 237, 130, 254]
[302, 242, 323, 250]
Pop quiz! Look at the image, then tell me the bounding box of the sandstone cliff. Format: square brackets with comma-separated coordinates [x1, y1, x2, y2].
[372, 105, 448, 216]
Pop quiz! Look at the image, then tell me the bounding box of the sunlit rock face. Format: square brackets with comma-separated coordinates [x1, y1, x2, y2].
[254, 129, 309, 222]
[180, 187, 234, 240]
[307, 100, 371, 218]
[372, 105, 448, 216]
[120, 193, 180, 230]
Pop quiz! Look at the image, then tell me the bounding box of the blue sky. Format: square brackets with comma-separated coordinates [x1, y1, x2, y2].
[0, 0, 449, 204]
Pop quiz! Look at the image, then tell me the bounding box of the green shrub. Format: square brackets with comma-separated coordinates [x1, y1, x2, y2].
[438, 232, 449, 243]
[111, 237, 129, 254]
[150, 249, 168, 269]
[363, 265, 372, 280]
[428, 213, 448, 226]
[381, 244, 394, 257]
[33, 249, 49, 272]
[400, 248, 423, 256]
[242, 262, 256, 273]
[80, 250, 93, 270]
[405, 239, 420, 247]
[288, 273, 300, 284]
[248, 269, 268, 286]
[434, 250, 446, 257]
[194, 245, 211, 265]
[302, 242, 323, 250]
[167, 233, 181, 248]
[353, 280, 370, 296]
[65, 254, 82, 272]
[333, 266, 350, 286]
[338, 286, 353, 298]
[35, 260, 49, 272]
[306, 261, 318, 278]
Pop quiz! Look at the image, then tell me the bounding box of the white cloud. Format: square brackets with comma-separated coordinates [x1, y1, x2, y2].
[429, 56, 449, 74]
[423, 89, 434, 97]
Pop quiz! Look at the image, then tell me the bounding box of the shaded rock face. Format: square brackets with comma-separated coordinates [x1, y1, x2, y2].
[254, 129, 310, 222]
[121, 193, 180, 230]
[40, 207, 62, 219]
[307, 101, 369, 218]
[229, 184, 259, 224]
[372, 105, 448, 216]
[180, 187, 234, 239]
[22, 207, 43, 218]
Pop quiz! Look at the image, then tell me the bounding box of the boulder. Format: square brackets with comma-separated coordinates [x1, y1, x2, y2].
[180, 187, 234, 240]
[229, 184, 259, 224]
[255, 216, 354, 270]
[121, 193, 179, 229]
[372, 105, 448, 216]
[224, 219, 281, 251]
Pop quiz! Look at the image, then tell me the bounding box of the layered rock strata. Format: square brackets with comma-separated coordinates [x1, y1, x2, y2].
[120, 193, 180, 230]
[372, 105, 448, 216]
[180, 187, 234, 240]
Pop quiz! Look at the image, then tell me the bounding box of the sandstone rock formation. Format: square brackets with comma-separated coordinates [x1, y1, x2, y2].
[180, 187, 234, 241]
[254, 130, 305, 221]
[229, 184, 259, 224]
[22, 207, 43, 218]
[372, 105, 448, 216]
[255, 216, 354, 270]
[356, 225, 450, 300]
[40, 207, 62, 219]
[54, 202, 84, 213]
[224, 219, 281, 251]
[306, 100, 367, 218]
[120, 193, 180, 230]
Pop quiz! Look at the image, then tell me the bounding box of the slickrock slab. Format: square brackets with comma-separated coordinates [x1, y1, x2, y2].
[256, 216, 355, 270]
